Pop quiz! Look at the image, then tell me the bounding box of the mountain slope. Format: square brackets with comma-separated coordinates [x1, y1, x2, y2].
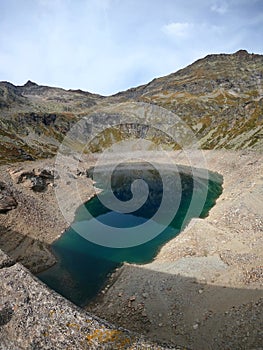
[0, 81, 105, 163]
[0, 50, 262, 164]
[111, 50, 263, 150]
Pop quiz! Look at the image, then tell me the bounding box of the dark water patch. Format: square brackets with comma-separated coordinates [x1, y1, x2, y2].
[38, 163, 223, 306]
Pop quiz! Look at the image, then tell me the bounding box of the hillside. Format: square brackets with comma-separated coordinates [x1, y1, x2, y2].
[0, 81, 104, 163]
[0, 50, 262, 164]
[111, 50, 263, 150]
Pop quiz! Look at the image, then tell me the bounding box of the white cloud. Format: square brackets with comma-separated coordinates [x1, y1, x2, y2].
[211, 2, 229, 14]
[162, 22, 192, 38]
[95, 0, 112, 11]
[0, 0, 262, 95]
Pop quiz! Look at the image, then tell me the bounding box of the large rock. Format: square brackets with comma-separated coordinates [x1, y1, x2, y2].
[9, 168, 58, 192]
[0, 250, 14, 269]
[0, 258, 170, 349]
[0, 182, 17, 213]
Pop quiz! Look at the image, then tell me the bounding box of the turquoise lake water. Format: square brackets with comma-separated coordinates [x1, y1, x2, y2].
[38, 163, 223, 306]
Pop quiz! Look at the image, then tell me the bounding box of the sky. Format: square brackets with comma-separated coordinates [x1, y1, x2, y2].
[0, 0, 263, 95]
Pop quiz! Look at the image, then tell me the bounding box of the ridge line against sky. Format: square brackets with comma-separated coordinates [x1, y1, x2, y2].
[0, 0, 263, 95]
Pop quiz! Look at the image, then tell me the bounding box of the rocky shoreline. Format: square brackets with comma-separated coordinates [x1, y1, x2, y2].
[0, 150, 262, 349]
[86, 150, 263, 349]
[0, 155, 97, 273]
[0, 155, 175, 349]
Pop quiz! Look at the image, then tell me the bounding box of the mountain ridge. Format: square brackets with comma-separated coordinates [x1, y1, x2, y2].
[0, 49, 262, 164]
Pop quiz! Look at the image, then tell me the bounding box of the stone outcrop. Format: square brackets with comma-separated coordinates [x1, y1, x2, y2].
[0, 249, 175, 349]
[10, 167, 58, 192]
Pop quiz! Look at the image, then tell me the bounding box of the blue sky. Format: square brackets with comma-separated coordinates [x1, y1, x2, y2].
[0, 0, 262, 95]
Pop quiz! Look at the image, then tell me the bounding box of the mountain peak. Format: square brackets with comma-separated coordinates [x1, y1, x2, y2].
[234, 49, 249, 56]
[24, 80, 38, 87]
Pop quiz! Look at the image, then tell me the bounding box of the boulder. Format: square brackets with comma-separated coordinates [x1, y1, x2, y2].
[10, 167, 58, 192]
[0, 182, 17, 213]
